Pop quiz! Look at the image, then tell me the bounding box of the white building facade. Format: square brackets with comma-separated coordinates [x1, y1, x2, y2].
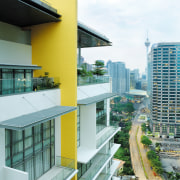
[77, 81, 121, 180]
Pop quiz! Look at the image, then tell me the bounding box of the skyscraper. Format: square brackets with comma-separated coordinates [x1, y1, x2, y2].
[130, 69, 139, 89]
[107, 61, 129, 95]
[150, 42, 180, 138]
[145, 35, 151, 95]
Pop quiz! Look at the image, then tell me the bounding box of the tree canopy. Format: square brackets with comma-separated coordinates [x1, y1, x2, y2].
[141, 135, 152, 147]
[147, 150, 157, 160]
[93, 60, 106, 76]
[141, 123, 147, 133]
[146, 150, 163, 175]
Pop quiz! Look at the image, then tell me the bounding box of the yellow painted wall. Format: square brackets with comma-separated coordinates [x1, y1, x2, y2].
[31, 0, 77, 178]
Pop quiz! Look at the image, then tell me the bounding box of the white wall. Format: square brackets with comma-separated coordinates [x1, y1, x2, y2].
[0, 89, 62, 178]
[80, 104, 96, 149]
[0, 40, 32, 65]
[4, 166, 28, 180]
[0, 89, 61, 122]
[77, 83, 111, 100]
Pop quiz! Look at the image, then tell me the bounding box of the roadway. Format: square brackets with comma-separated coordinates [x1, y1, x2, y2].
[130, 99, 162, 180]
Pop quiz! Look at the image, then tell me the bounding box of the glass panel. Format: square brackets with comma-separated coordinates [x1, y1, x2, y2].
[96, 100, 107, 134]
[25, 147, 33, 157]
[12, 141, 23, 155]
[14, 162, 24, 171]
[12, 152, 23, 164]
[12, 130, 23, 142]
[5, 119, 55, 180]
[14, 70, 25, 93]
[51, 145, 55, 166]
[25, 158, 34, 180]
[43, 147, 50, 172]
[2, 69, 13, 94]
[34, 124, 41, 144]
[35, 152, 43, 179]
[25, 70, 32, 92]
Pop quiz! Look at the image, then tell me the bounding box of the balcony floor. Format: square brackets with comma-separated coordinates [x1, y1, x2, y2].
[38, 166, 77, 180]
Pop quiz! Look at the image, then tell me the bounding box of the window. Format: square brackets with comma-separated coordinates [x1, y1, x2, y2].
[5, 119, 55, 180]
[78, 161, 92, 179]
[0, 68, 33, 95]
[155, 125, 160, 132]
[96, 100, 107, 134]
[162, 124, 167, 134]
[169, 125, 175, 133]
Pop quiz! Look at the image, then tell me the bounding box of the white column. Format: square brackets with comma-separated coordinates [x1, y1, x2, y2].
[80, 104, 96, 149]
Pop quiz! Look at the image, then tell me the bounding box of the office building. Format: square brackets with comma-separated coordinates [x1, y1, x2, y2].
[0, 0, 77, 180]
[130, 69, 139, 90]
[126, 68, 130, 92]
[107, 61, 129, 95]
[150, 42, 180, 138]
[147, 52, 152, 96]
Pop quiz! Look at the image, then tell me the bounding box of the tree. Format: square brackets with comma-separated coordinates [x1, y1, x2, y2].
[151, 159, 163, 174]
[147, 150, 157, 160]
[141, 135, 152, 147]
[146, 149, 163, 175]
[141, 123, 146, 133]
[93, 60, 106, 76]
[77, 64, 93, 77]
[113, 96, 122, 103]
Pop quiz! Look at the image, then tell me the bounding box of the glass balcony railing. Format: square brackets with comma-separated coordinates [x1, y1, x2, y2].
[6, 156, 75, 180]
[77, 76, 109, 86]
[96, 171, 111, 180]
[79, 153, 110, 180]
[0, 77, 60, 96]
[52, 156, 76, 180]
[96, 126, 119, 148]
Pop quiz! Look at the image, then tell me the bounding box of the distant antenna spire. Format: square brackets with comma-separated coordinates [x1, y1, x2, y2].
[145, 30, 150, 54]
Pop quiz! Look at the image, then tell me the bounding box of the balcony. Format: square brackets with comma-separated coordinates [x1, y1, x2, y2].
[39, 156, 77, 180]
[4, 156, 77, 180]
[0, 77, 60, 96]
[96, 125, 120, 149]
[79, 153, 111, 180]
[77, 76, 109, 86]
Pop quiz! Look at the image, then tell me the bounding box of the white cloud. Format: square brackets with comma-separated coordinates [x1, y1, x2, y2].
[78, 0, 180, 73]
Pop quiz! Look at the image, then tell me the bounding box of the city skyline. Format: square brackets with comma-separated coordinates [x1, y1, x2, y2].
[78, 0, 180, 73]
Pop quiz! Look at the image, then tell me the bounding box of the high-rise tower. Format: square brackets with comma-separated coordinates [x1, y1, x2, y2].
[145, 34, 152, 96]
[150, 42, 180, 138]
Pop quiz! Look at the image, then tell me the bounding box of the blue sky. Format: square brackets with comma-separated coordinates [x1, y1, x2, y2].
[78, 0, 180, 73]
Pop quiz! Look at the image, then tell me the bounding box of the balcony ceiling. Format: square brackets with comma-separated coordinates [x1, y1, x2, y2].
[78, 22, 112, 48]
[78, 93, 117, 105]
[0, 106, 76, 130]
[0, 0, 61, 27]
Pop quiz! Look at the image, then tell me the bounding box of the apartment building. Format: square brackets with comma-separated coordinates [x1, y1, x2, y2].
[77, 24, 121, 180]
[0, 1, 121, 180]
[150, 42, 180, 138]
[0, 0, 77, 180]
